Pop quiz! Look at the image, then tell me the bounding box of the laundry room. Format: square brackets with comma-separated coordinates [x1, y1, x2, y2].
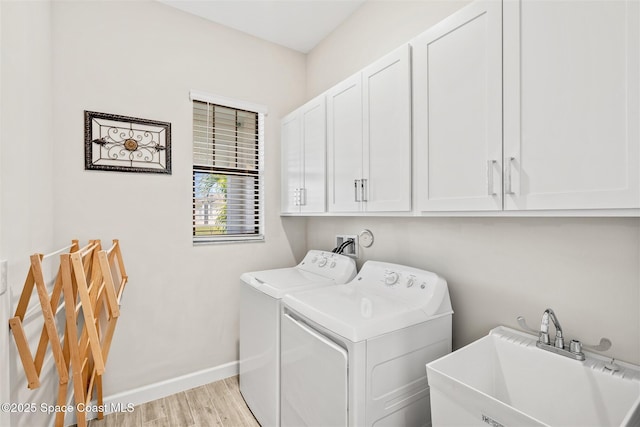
[0, 0, 638, 426]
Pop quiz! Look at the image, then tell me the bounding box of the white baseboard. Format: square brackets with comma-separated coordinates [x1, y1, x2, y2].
[105, 360, 240, 410]
[64, 360, 239, 426]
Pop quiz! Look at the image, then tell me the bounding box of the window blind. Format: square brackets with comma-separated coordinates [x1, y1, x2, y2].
[192, 100, 264, 242]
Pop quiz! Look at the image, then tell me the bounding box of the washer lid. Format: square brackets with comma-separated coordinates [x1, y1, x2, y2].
[241, 268, 335, 299]
[283, 284, 437, 342]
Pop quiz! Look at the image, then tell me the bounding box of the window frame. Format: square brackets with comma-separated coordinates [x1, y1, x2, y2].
[191, 90, 267, 244]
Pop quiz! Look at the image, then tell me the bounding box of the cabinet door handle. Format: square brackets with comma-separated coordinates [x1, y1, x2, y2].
[354, 179, 361, 202]
[505, 157, 516, 195]
[487, 160, 497, 196]
[361, 179, 368, 202]
[299, 188, 306, 206]
[294, 188, 300, 206]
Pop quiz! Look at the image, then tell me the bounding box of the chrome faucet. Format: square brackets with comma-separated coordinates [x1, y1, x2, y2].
[535, 308, 584, 360]
[517, 308, 613, 362]
[539, 308, 564, 349]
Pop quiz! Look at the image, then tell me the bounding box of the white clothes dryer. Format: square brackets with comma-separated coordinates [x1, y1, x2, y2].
[239, 250, 357, 427]
[280, 261, 453, 427]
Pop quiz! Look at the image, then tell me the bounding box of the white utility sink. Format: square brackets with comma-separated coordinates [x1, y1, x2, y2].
[427, 327, 640, 427]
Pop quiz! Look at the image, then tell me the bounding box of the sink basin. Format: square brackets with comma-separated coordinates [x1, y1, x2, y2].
[426, 327, 640, 427]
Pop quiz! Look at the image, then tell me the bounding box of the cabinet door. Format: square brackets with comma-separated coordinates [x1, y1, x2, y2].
[503, 0, 639, 210]
[327, 74, 363, 212]
[281, 111, 302, 214]
[363, 44, 412, 212]
[300, 97, 326, 213]
[413, 0, 503, 212]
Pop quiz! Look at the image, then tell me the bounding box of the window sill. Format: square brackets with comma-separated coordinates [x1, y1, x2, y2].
[193, 235, 265, 245]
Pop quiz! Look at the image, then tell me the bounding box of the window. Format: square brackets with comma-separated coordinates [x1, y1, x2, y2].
[191, 91, 265, 243]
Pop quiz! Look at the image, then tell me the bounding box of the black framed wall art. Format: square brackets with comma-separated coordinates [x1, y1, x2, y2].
[84, 111, 172, 174]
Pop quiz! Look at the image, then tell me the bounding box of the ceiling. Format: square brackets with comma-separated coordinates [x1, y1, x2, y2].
[157, 0, 367, 53]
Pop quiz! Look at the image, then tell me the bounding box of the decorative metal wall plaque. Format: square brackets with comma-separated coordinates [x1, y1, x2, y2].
[84, 111, 171, 174]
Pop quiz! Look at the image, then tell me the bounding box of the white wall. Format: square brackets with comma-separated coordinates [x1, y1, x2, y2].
[1, 1, 58, 425]
[302, 0, 640, 364]
[305, 217, 640, 363]
[0, 0, 55, 289]
[50, 0, 307, 407]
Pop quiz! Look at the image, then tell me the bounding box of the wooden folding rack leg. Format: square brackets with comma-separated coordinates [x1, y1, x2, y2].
[60, 239, 129, 425]
[93, 240, 128, 419]
[60, 241, 101, 427]
[8, 241, 79, 427]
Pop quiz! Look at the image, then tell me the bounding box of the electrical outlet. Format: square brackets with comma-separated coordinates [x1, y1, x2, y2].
[335, 235, 358, 258]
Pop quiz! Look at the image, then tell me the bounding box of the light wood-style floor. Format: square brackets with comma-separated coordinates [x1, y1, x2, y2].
[88, 376, 260, 427]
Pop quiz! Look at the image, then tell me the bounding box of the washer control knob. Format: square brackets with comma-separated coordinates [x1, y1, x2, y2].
[384, 270, 399, 286]
[406, 275, 416, 288]
[311, 256, 318, 263]
[330, 260, 336, 268]
[317, 257, 328, 267]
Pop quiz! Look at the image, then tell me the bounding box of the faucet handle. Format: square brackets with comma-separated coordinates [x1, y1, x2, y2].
[516, 316, 539, 334]
[582, 337, 612, 352]
[554, 333, 565, 349]
[569, 339, 583, 354]
[569, 337, 612, 357]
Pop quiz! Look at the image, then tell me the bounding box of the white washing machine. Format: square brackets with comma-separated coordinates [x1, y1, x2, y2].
[280, 261, 453, 427]
[239, 250, 357, 427]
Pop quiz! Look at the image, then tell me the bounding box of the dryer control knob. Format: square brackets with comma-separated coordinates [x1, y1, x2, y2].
[330, 260, 336, 268]
[317, 257, 328, 267]
[406, 276, 416, 288]
[384, 271, 399, 286]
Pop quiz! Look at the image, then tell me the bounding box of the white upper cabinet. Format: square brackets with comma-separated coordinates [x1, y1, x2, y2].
[281, 95, 326, 214]
[363, 44, 412, 212]
[327, 74, 363, 213]
[413, 0, 503, 212]
[281, 111, 302, 214]
[414, 0, 639, 213]
[301, 97, 327, 213]
[327, 44, 412, 213]
[503, 0, 639, 211]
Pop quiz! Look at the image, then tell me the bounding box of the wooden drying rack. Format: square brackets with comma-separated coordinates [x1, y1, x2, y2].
[8, 239, 128, 427]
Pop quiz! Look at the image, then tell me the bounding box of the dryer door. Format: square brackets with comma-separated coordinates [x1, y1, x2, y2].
[281, 313, 348, 427]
